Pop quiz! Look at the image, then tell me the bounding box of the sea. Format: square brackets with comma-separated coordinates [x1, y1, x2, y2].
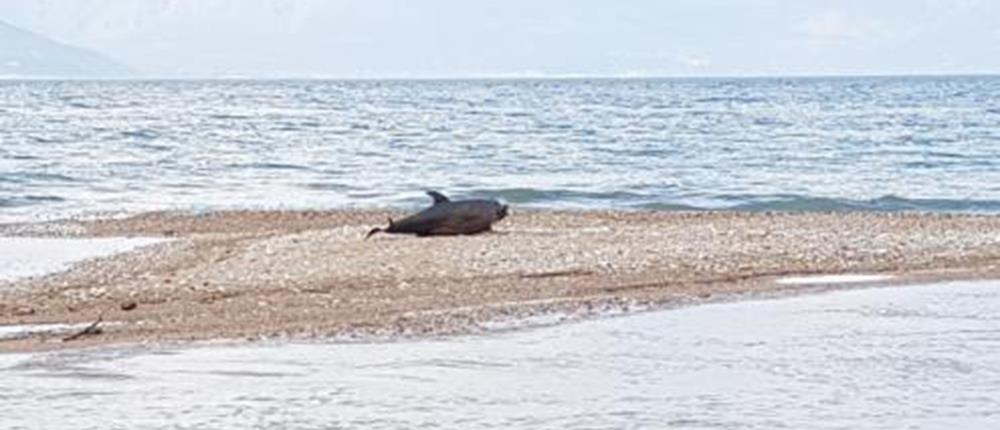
[3, 77, 1000, 429]
[2, 76, 999, 223]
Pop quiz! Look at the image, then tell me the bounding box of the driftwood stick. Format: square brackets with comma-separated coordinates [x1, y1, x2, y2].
[62, 314, 104, 342]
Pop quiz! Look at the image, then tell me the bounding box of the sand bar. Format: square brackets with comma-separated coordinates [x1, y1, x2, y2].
[2, 209, 1000, 352]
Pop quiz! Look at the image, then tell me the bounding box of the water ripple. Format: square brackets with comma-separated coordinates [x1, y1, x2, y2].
[1, 77, 999, 221]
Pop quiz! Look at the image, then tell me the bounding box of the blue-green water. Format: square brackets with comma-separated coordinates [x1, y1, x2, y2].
[2, 77, 999, 221]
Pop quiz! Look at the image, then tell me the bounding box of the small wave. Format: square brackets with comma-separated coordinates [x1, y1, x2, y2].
[752, 117, 793, 126]
[592, 146, 677, 158]
[0, 172, 78, 184]
[302, 182, 351, 191]
[66, 101, 98, 109]
[28, 135, 62, 144]
[229, 162, 312, 171]
[134, 142, 173, 152]
[273, 123, 303, 131]
[922, 151, 968, 159]
[463, 187, 656, 205]
[903, 161, 939, 169]
[207, 113, 252, 120]
[0, 195, 65, 208]
[272, 121, 320, 131]
[694, 96, 768, 104]
[717, 194, 1000, 212]
[378, 189, 1000, 213]
[120, 129, 159, 140]
[162, 182, 208, 190]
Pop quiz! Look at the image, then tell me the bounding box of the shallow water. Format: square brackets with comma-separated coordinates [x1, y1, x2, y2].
[2, 281, 998, 429]
[0, 237, 163, 282]
[0, 322, 98, 341]
[2, 77, 1000, 222]
[775, 273, 892, 285]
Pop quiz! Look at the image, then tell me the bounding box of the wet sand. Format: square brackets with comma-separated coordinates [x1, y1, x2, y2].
[2, 209, 1000, 352]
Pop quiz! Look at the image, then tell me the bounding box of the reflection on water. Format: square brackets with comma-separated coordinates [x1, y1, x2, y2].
[2, 281, 999, 429]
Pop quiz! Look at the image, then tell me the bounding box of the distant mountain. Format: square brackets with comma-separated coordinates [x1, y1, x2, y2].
[1, 1, 998, 78]
[0, 19, 131, 78]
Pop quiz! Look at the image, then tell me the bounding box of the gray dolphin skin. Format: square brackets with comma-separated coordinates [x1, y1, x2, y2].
[366, 191, 508, 239]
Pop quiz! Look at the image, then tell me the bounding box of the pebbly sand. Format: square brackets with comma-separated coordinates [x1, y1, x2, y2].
[2, 209, 1000, 352]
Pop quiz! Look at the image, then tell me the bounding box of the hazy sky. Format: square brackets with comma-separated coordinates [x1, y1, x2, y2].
[1, 0, 998, 78]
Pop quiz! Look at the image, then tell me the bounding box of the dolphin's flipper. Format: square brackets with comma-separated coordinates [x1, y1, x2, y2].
[427, 191, 450, 205]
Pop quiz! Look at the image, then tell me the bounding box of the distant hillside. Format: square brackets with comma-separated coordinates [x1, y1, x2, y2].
[0, 19, 131, 78]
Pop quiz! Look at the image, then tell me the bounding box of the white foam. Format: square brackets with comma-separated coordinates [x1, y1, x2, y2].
[0, 237, 163, 283]
[776, 273, 892, 285]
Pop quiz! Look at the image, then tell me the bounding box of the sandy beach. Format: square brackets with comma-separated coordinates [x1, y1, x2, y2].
[2, 209, 1000, 352]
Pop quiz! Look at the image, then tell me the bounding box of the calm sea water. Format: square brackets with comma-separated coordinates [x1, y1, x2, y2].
[2, 281, 998, 429]
[1, 77, 999, 222]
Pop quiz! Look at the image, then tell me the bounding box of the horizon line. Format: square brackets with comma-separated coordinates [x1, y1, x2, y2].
[2, 71, 999, 82]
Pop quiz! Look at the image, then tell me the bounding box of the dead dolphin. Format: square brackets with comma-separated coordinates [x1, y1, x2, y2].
[366, 191, 508, 239]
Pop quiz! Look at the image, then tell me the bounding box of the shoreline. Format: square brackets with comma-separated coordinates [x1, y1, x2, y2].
[2, 209, 1000, 353]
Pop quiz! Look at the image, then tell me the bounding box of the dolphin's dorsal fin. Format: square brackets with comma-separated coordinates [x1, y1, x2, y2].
[427, 191, 450, 205]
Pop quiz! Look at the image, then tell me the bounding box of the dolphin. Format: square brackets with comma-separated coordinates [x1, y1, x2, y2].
[366, 191, 508, 239]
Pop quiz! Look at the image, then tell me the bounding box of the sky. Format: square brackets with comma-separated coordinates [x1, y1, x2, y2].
[0, 0, 998, 78]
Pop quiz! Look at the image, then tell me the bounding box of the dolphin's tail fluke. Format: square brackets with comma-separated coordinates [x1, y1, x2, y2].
[364, 217, 395, 240]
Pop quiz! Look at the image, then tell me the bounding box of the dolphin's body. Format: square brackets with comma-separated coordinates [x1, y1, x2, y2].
[366, 191, 508, 238]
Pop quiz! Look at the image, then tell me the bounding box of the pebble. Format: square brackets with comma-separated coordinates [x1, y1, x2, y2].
[3, 209, 1000, 350]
